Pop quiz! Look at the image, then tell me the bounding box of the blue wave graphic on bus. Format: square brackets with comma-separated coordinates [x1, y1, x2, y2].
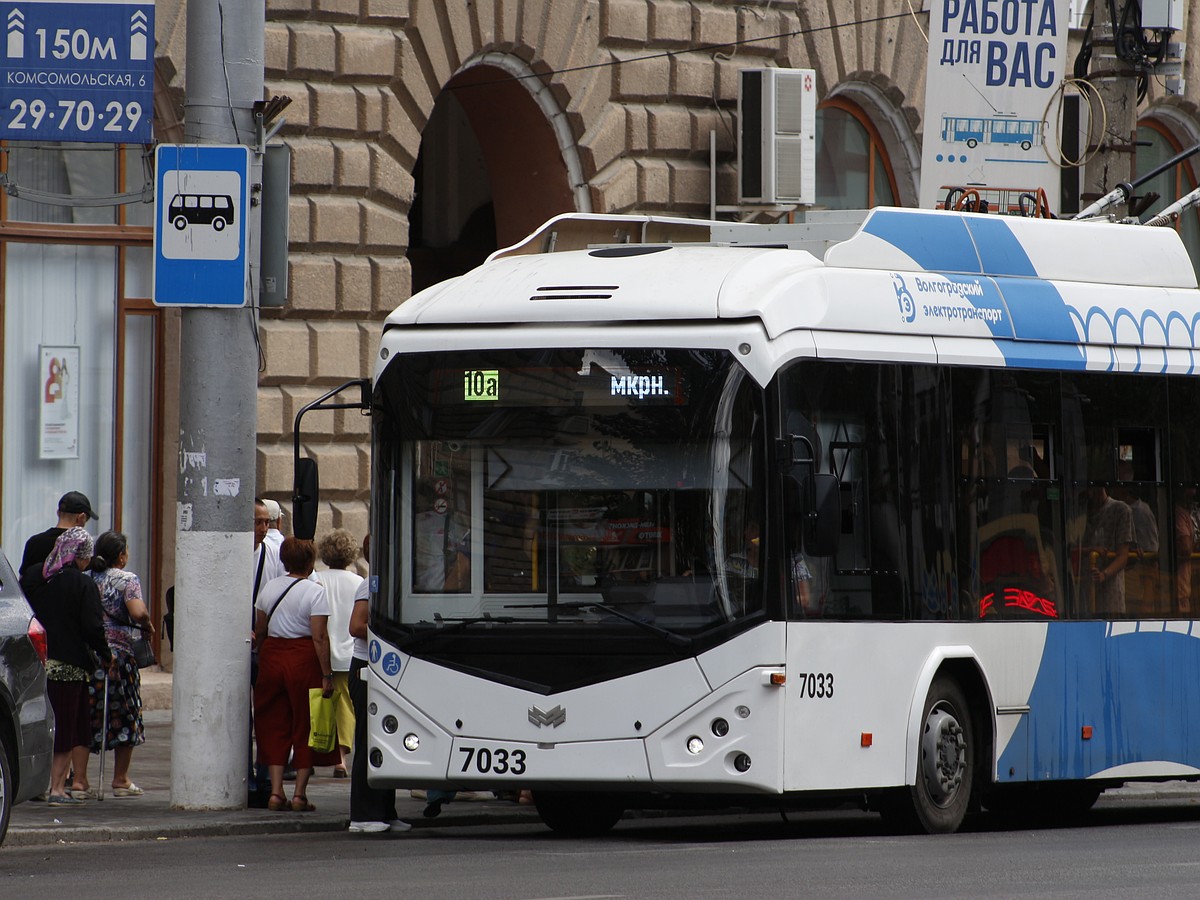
[999, 622, 1200, 780]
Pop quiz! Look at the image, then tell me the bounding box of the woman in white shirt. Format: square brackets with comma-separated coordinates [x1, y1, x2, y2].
[253, 537, 338, 812]
[315, 528, 363, 777]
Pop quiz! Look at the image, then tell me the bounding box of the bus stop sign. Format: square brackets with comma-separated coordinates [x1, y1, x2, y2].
[153, 144, 251, 308]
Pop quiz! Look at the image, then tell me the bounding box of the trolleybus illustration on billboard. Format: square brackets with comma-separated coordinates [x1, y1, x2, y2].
[941, 115, 1043, 151]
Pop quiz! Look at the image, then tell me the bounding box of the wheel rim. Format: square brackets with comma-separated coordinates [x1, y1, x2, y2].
[920, 703, 966, 807]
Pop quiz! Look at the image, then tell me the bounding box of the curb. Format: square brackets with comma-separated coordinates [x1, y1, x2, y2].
[5, 814, 350, 847]
[6, 806, 545, 847]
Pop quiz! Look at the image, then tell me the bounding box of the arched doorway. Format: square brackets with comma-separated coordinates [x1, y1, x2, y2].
[408, 59, 586, 294]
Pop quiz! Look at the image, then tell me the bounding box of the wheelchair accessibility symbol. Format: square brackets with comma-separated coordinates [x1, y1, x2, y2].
[382, 652, 402, 677]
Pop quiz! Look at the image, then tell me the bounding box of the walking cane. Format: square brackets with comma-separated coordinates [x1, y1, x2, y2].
[96, 670, 109, 801]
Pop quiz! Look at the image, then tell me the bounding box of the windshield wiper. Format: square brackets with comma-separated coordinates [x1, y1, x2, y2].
[504, 600, 693, 650]
[397, 612, 518, 650]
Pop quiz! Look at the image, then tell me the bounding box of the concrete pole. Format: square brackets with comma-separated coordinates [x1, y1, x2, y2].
[170, 0, 264, 809]
[1082, 18, 1139, 216]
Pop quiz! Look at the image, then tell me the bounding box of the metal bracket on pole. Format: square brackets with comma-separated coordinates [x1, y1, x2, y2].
[252, 95, 292, 154]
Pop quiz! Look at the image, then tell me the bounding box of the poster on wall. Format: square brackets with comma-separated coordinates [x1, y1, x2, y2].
[919, 0, 1071, 214]
[39, 345, 80, 459]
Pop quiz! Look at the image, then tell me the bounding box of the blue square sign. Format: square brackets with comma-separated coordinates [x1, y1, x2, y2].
[0, 1, 155, 143]
[153, 144, 251, 307]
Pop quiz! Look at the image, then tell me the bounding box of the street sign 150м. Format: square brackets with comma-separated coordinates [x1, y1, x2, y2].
[0, 0, 154, 143]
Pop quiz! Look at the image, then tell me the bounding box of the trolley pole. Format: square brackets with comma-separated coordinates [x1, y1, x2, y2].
[170, 1, 264, 809]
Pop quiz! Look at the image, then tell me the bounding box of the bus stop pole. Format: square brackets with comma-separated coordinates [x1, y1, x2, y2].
[169, 1, 264, 809]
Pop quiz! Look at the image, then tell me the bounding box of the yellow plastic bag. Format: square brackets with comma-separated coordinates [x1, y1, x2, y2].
[308, 688, 336, 753]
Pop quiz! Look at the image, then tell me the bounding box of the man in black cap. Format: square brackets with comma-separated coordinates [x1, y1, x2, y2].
[20, 491, 98, 574]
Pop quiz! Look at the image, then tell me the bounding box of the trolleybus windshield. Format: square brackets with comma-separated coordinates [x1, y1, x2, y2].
[371, 347, 767, 652]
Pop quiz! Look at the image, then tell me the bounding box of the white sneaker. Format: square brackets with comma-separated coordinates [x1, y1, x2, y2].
[349, 821, 389, 833]
[388, 819, 413, 832]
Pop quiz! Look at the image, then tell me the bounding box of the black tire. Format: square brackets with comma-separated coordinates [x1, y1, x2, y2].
[212, 217, 226, 232]
[533, 790, 623, 837]
[173, 216, 187, 230]
[0, 728, 12, 846]
[967, 139, 978, 149]
[904, 676, 975, 834]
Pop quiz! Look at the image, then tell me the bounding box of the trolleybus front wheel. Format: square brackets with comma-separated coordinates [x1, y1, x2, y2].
[913, 677, 974, 833]
[879, 676, 975, 834]
[533, 790, 624, 837]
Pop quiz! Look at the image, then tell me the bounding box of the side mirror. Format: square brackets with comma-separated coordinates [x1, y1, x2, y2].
[293, 457, 319, 541]
[290, 378, 370, 542]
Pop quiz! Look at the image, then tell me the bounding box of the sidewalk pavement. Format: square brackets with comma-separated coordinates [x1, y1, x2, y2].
[7, 672, 539, 847]
[9, 671, 1200, 846]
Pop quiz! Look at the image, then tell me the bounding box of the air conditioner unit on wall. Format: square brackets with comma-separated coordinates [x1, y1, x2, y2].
[737, 67, 817, 206]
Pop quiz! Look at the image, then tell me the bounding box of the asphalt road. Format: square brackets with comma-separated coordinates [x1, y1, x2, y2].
[7, 801, 1200, 899]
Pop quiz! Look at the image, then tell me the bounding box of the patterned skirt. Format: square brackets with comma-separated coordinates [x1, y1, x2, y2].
[87, 649, 145, 752]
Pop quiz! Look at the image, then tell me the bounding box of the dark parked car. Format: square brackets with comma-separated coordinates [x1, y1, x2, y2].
[0, 549, 53, 845]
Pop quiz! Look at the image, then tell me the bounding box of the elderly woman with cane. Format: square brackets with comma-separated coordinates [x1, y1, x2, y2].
[19, 527, 113, 807]
[65, 530, 154, 799]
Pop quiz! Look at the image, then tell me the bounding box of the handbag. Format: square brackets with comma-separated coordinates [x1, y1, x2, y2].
[130, 631, 156, 669]
[308, 687, 336, 753]
[130, 634, 156, 668]
[105, 582, 157, 668]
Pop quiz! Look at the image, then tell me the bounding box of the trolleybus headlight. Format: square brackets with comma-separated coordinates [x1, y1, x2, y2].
[733, 753, 752, 772]
[382, 715, 399, 734]
[711, 718, 730, 738]
[686, 736, 704, 755]
[403, 733, 420, 752]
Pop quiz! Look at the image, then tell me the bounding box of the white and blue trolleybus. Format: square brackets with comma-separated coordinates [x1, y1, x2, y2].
[295, 207, 1200, 834]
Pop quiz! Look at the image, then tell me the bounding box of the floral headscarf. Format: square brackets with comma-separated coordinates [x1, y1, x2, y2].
[44, 526, 95, 580]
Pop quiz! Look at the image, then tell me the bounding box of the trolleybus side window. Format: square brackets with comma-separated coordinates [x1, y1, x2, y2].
[781, 360, 904, 620]
[1169, 377, 1200, 616]
[953, 369, 1064, 621]
[899, 366, 956, 621]
[1064, 372, 1168, 619]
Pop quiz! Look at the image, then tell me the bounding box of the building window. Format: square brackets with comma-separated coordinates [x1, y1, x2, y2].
[1135, 120, 1200, 277]
[0, 142, 159, 604]
[816, 98, 898, 209]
